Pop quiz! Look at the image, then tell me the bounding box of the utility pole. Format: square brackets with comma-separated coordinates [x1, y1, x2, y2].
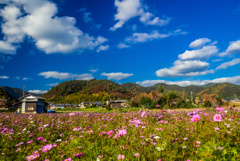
[191, 91, 193, 104]
[23, 85, 25, 97]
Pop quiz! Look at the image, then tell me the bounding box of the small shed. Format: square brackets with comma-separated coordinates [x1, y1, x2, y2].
[21, 94, 47, 113]
[107, 100, 127, 108]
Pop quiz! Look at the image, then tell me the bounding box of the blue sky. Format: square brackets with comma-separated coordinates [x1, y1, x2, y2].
[1, 0, 240, 94]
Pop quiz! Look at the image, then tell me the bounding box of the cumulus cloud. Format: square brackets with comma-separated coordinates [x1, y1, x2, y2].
[46, 82, 59, 86]
[156, 60, 214, 77]
[28, 90, 47, 94]
[110, 0, 170, 31]
[178, 45, 218, 61]
[0, 75, 9, 79]
[219, 40, 240, 57]
[101, 72, 133, 81]
[89, 69, 98, 73]
[23, 77, 32, 80]
[216, 58, 240, 70]
[0, 0, 107, 54]
[39, 71, 94, 80]
[0, 41, 17, 54]
[96, 45, 110, 53]
[125, 29, 186, 44]
[137, 75, 240, 87]
[189, 38, 211, 49]
[117, 43, 130, 49]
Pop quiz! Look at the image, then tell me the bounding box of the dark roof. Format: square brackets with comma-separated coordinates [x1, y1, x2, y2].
[20, 94, 45, 100]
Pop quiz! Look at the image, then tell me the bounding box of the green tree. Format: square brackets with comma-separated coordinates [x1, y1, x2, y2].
[159, 85, 164, 93]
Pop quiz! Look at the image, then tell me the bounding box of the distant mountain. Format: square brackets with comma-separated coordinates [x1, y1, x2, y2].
[196, 83, 240, 99]
[3, 80, 240, 104]
[0, 86, 30, 99]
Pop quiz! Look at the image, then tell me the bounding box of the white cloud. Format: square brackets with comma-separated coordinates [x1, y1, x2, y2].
[137, 75, 240, 87]
[28, 90, 47, 94]
[101, 72, 133, 81]
[117, 43, 130, 49]
[46, 82, 59, 86]
[0, 0, 107, 54]
[39, 71, 94, 80]
[23, 77, 32, 80]
[96, 45, 110, 53]
[89, 69, 98, 73]
[110, 0, 170, 31]
[189, 38, 211, 49]
[0, 75, 9, 79]
[125, 29, 186, 44]
[212, 59, 222, 62]
[178, 45, 218, 61]
[156, 60, 214, 77]
[219, 40, 240, 57]
[0, 41, 17, 54]
[216, 58, 240, 70]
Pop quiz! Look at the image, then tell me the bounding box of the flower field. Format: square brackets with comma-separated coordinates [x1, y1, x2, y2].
[0, 107, 240, 161]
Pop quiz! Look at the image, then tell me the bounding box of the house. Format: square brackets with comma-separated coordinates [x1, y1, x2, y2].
[79, 102, 90, 108]
[106, 100, 127, 108]
[90, 101, 103, 107]
[0, 99, 7, 108]
[20, 94, 47, 113]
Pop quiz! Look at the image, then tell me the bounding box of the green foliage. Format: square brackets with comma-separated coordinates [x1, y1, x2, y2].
[158, 85, 164, 93]
[204, 100, 212, 107]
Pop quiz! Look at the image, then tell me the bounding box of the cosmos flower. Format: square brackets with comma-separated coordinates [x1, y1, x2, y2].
[213, 114, 222, 122]
[117, 154, 125, 160]
[216, 107, 223, 112]
[134, 153, 140, 157]
[141, 111, 146, 117]
[42, 144, 53, 153]
[191, 114, 200, 122]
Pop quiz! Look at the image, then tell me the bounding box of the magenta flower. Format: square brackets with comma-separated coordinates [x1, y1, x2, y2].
[74, 152, 83, 157]
[118, 154, 125, 160]
[107, 130, 114, 137]
[134, 153, 140, 157]
[64, 158, 72, 161]
[191, 114, 200, 122]
[42, 144, 53, 153]
[141, 111, 146, 117]
[26, 155, 36, 161]
[27, 141, 33, 144]
[117, 129, 127, 137]
[69, 113, 75, 116]
[216, 107, 223, 112]
[213, 114, 222, 122]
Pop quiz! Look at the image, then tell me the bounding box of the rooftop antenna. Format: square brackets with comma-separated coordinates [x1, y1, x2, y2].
[23, 85, 25, 97]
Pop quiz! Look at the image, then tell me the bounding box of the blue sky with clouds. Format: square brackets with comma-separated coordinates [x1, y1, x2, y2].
[1, 0, 240, 94]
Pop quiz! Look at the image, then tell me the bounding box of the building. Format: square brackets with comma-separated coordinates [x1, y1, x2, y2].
[106, 100, 127, 108]
[90, 101, 103, 107]
[0, 99, 7, 108]
[21, 94, 47, 113]
[79, 102, 90, 108]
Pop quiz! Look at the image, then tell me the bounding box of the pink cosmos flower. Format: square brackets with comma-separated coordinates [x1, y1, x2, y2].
[213, 114, 222, 122]
[118, 154, 125, 160]
[64, 158, 72, 161]
[26, 155, 36, 161]
[139, 108, 142, 113]
[216, 107, 223, 112]
[141, 111, 146, 117]
[134, 153, 140, 157]
[27, 141, 33, 144]
[157, 159, 162, 161]
[32, 151, 39, 157]
[69, 113, 75, 116]
[117, 129, 127, 137]
[107, 130, 114, 137]
[44, 159, 49, 161]
[191, 114, 200, 122]
[74, 152, 83, 157]
[42, 144, 53, 153]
